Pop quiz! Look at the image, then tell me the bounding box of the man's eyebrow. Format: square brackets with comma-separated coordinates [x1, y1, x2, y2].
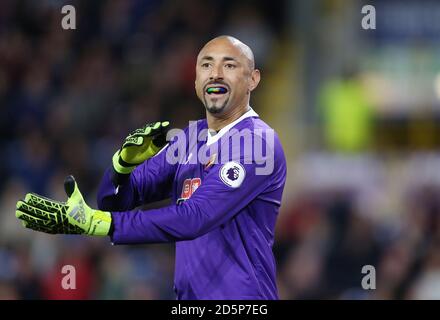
[199, 56, 238, 62]
[223, 56, 238, 62]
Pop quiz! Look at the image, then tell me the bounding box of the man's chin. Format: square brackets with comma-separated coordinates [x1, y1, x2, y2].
[205, 104, 226, 114]
[204, 99, 230, 114]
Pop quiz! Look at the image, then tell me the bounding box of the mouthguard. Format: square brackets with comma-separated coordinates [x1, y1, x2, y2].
[207, 87, 227, 94]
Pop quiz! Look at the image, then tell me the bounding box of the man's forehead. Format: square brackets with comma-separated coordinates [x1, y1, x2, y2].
[197, 36, 254, 65]
[198, 41, 242, 59]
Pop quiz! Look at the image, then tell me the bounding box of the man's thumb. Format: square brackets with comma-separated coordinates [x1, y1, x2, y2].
[64, 175, 77, 198]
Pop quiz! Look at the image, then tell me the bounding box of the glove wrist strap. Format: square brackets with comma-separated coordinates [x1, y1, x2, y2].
[88, 210, 112, 236]
[112, 150, 136, 174]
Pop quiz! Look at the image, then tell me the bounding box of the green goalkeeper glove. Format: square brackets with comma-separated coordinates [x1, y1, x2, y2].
[112, 121, 170, 174]
[16, 176, 112, 236]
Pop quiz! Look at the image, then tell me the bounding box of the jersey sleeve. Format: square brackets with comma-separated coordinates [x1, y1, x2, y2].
[96, 142, 177, 212]
[109, 133, 281, 244]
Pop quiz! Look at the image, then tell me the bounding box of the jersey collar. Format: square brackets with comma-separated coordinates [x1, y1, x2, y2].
[206, 106, 259, 146]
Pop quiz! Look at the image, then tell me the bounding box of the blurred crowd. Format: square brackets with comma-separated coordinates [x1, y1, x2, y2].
[276, 152, 440, 299]
[1, 0, 440, 300]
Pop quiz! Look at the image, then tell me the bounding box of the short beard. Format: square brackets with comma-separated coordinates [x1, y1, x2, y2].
[203, 96, 229, 114]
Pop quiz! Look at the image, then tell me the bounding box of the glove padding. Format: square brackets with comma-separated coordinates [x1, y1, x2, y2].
[16, 176, 112, 236]
[112, 121, 170, 175]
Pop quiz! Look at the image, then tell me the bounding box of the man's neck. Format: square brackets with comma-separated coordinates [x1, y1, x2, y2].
[206, 104, 250, 132]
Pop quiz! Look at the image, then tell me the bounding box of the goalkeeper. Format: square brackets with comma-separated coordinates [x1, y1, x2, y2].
[15, 36, 287, 300]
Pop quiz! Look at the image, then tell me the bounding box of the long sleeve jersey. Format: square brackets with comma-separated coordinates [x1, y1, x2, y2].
[97, 108, 287, 299]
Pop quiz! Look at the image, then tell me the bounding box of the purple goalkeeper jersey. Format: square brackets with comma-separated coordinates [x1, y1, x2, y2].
[97, 108, 287, 300]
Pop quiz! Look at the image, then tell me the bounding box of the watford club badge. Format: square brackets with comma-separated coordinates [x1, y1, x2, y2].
[204, 153, 217, 171]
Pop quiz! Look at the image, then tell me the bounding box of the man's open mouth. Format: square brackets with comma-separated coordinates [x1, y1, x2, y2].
[205, 85, 229, 95]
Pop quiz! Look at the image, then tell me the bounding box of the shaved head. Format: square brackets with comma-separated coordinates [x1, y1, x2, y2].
[198, 36, 255, 71]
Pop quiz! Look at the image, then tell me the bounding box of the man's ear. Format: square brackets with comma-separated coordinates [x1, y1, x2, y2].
[249, 69, 261, 92]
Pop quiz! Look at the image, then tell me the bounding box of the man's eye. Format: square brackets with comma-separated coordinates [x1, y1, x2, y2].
[201, 63, 210, 68]
[225, 64, 236, 69]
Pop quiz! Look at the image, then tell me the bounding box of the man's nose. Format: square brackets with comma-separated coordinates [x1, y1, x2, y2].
[209, 65, 224, 80]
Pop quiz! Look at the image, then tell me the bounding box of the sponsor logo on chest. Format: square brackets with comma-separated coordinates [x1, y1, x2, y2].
[177, 178, 201, 204]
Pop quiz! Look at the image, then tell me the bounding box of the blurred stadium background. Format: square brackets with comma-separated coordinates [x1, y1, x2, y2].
[1, 0, 440, 299]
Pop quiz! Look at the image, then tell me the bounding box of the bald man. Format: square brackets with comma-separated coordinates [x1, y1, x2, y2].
[195, 36, 260, 128]
[17, 36, 287, 300]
